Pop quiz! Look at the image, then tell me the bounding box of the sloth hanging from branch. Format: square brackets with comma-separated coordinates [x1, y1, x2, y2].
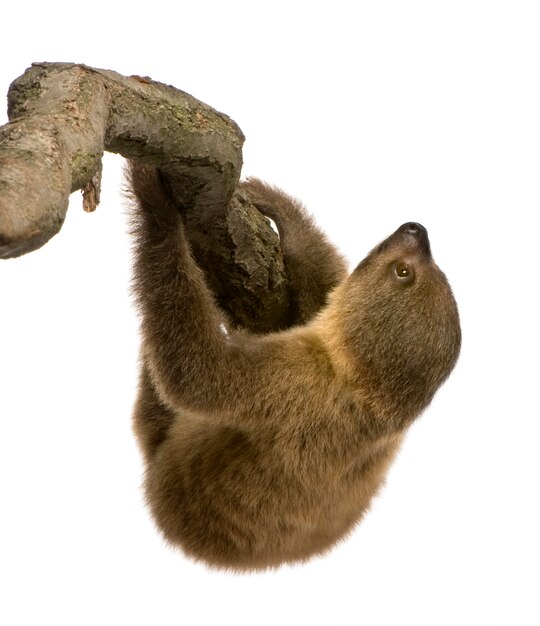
[0, 63, 461, 571]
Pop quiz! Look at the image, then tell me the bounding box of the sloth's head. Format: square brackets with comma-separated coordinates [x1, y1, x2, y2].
[322, 222, 461, 424]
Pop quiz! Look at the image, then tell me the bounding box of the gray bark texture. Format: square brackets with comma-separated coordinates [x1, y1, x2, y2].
[0, 62, 290, 330]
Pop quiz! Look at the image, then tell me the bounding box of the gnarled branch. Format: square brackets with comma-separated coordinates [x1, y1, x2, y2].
[0, 63, 290, 329]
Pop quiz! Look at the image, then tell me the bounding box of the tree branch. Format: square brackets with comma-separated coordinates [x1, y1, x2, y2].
[1, 63, 290, 329]
[1, 62, 243, 257]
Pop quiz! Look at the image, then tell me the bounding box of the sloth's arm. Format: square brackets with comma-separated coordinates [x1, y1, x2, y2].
[128, 162, 244, 412]
[241, 178, 347, 323]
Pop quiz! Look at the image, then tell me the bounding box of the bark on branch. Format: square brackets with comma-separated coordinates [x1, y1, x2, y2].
[1, 63, 289, 330]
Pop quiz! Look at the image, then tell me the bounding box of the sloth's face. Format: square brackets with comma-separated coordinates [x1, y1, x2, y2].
[341, 223, 461, 413]
[353, 221, 433, 288]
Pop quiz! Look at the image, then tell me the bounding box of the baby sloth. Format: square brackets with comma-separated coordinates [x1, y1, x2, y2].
[128, 163, 461, 571]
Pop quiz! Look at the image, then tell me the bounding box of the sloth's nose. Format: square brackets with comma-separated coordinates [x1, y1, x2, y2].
[397, 222, 431, 257]
[401, 222, 427, 237]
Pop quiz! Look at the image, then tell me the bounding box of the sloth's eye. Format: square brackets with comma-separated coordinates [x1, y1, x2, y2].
[396, 263, 410, 277]
[394, 262, 415, 283]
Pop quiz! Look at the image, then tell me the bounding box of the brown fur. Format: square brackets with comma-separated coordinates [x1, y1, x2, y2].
[127, 162, 461, 571]
[240, 178, 348, 324]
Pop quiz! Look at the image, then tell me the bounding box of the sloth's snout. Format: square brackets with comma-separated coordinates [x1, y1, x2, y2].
[399, 222, 427, 237]
[395, 222, 431, 257]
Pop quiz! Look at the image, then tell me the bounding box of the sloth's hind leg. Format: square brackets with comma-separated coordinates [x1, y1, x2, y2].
[133, 364, 176, 461]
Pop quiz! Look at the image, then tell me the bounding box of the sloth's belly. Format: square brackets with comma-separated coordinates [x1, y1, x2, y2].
[146, 424, 400, 569]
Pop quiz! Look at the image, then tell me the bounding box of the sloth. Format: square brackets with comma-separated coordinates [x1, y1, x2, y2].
[127, 162, 461, 571]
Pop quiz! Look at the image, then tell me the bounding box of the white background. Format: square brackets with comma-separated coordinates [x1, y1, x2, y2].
[1, 2, 539, 626]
